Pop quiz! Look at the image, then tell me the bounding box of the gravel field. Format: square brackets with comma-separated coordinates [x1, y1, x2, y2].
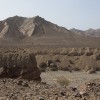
[0, 71, 99, 100]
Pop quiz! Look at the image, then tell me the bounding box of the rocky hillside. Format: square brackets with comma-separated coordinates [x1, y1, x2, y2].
[70, 28, 100, 37]
[0, 16, 100, 46]
[85, 28, 100, 37]
[0, 15, 75, 39]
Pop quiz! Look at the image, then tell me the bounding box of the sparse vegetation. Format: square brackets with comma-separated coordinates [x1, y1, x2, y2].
[57, 76, 70, 86]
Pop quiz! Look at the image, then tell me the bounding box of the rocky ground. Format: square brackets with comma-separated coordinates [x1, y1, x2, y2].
[0, 47, 100, 72]
[0, 72, 99, 100]
[0, 47, 99, 100]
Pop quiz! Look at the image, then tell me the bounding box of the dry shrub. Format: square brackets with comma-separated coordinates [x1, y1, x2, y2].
[77, 48, 85, 56]
[34, 50, 48, 55]
[60, 48, 68, 55]
[84, 47, 93, 56]
[50, 49, 60, 55]
[57, 60, 71, 71]
[92, 54, 100, 60]
[57, 76, 70, 86]
[68, 48, 78, 56]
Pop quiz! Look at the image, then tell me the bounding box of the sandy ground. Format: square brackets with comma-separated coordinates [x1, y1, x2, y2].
[41, 71, 100, 87]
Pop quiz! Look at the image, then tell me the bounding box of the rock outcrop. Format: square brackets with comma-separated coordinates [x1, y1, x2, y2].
[0, 49, 41, 80]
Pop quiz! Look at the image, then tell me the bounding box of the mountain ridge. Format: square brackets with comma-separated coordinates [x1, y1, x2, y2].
[0, 15, 100, 47]
[70, 28, 100, 37]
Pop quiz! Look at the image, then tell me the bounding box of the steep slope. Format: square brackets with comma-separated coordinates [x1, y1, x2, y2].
[0, 15, 80, 45]
[0, 16, 26, 39]
[0, 16, 77, 38]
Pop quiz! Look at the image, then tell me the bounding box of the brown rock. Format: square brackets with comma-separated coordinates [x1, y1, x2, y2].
[0, 49, 41, 81]
[39, 62, 47, 72]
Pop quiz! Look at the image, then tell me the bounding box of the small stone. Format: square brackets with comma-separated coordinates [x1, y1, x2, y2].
[41, 82, 46, 85]
[22, 81, 29, 87]
[70, 87, 77, 91]
[74, 92, 82, 98]
[3, 79, 6, 83]
[79, 91, 88, 96]
[60, 91, 65, 96]
[82, 92, 88, 96]
[39, 96, 44, 100]
[0, 97, 7, 100]
[55, 97, 58, 100]
[17, 80, 23, 86]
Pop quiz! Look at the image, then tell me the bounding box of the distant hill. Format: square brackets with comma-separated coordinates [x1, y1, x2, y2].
[70, 28, 100, 37]
[85, 29, 100, 37]
[0, 15, 100, 47]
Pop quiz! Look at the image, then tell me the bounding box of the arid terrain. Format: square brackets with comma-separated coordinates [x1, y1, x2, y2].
[0, 16, 100, 47]
[0, 16, 100, 100]
[0, 47, 99, 100]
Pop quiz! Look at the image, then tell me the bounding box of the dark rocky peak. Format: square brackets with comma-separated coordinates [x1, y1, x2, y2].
[34, 16, 45, 22]
[5, 15, 26, 25]
[33, 16, 47, 26]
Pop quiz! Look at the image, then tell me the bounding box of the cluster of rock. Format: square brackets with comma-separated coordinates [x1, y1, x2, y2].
[35, 47, 100, 73]
[0, 48, 41, 81]
[39, 60, 58, 72]
[0, 47, 99, 74]
[78, 78, 100, 100]
[0, 78, 99, 100]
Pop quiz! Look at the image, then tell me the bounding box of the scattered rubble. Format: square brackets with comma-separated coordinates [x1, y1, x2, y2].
[0, 78, 99, 100]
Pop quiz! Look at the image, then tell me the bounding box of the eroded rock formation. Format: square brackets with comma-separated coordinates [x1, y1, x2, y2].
[0, 49, 41, 80]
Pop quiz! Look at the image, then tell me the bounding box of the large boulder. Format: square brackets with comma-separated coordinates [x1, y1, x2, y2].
[0, 49, 41, 81]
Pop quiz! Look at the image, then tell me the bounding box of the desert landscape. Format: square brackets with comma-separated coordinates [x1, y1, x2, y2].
[0, 16, 99, 100]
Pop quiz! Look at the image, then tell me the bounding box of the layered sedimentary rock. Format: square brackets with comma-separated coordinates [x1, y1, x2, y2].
[0, 49, 41, 80]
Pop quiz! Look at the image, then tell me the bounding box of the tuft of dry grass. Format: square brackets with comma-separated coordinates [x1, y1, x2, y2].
[57, 76, 70, 86]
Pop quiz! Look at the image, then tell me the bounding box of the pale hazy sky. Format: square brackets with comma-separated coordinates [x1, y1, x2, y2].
[0, 0, 100, 30]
